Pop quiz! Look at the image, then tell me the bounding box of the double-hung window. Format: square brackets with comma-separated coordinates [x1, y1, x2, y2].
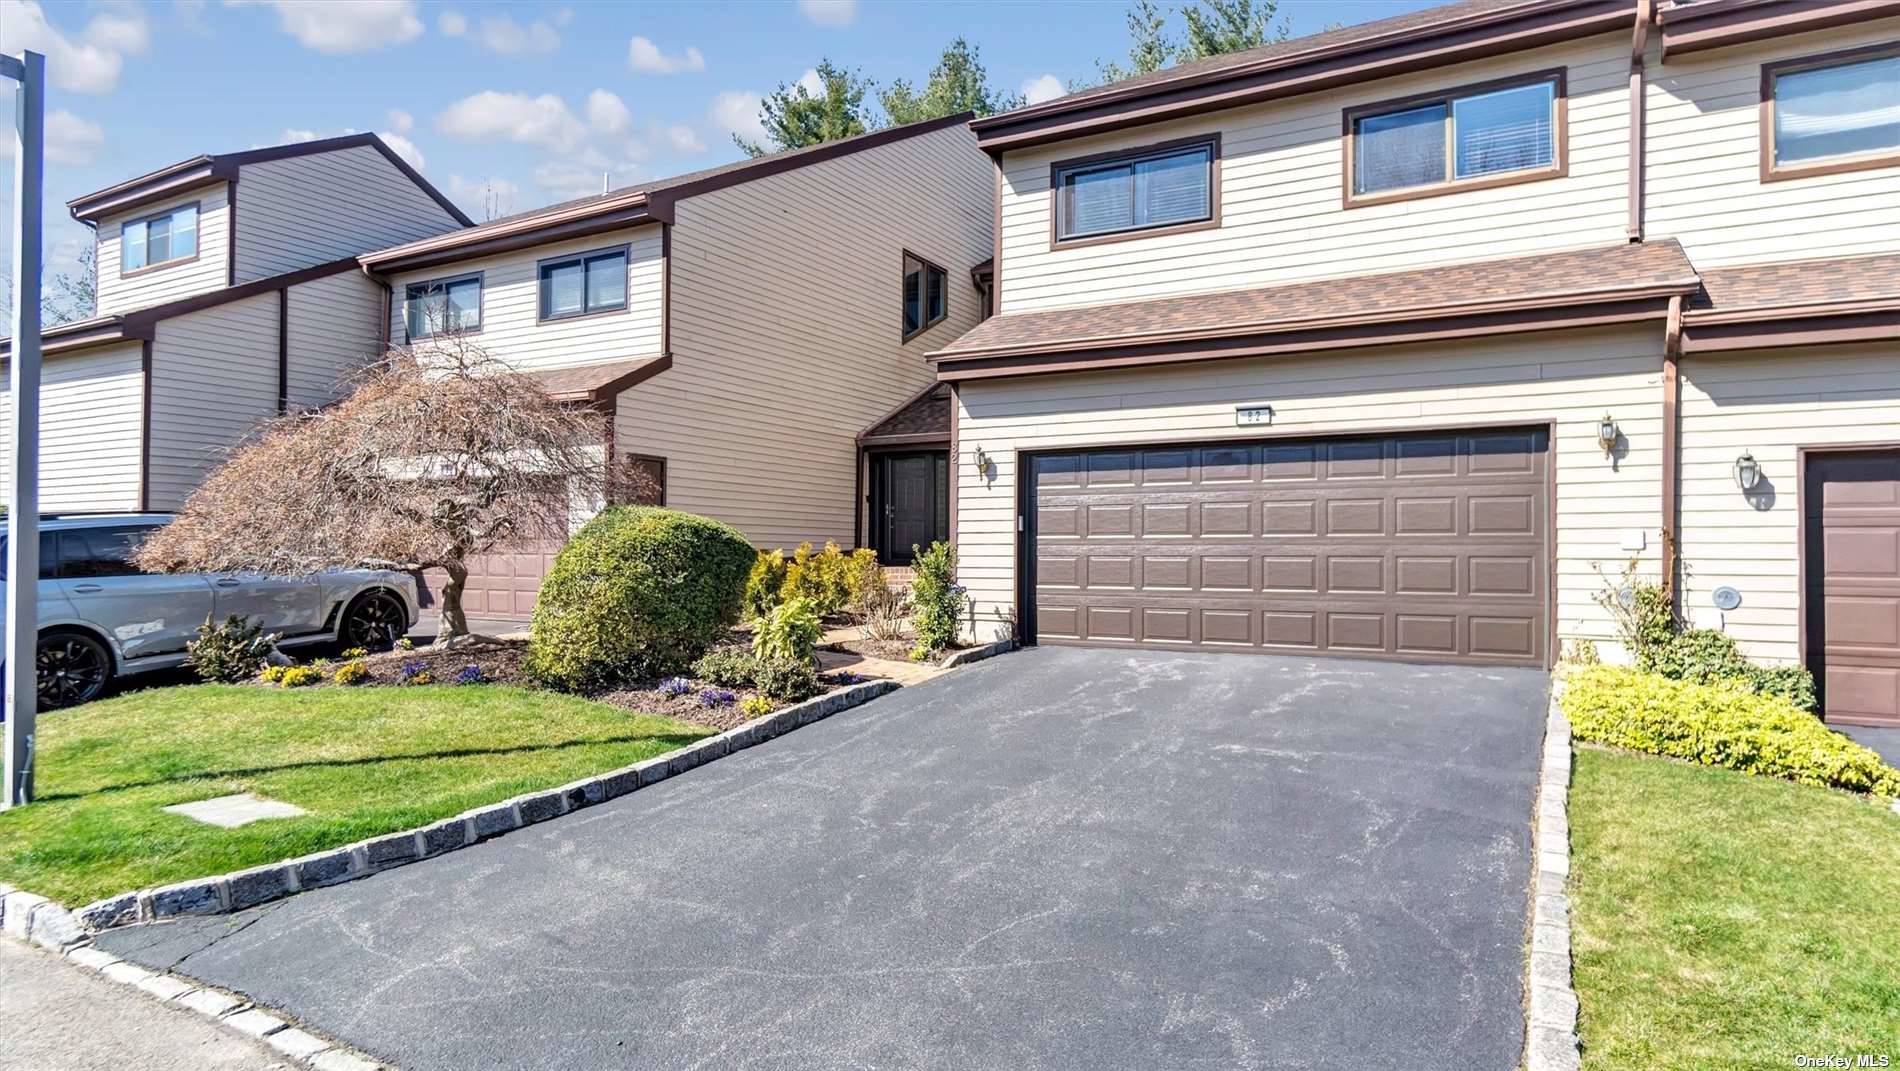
[1053, 137, 1217, 244]
[121, 204, 199, 273]
[1764, 45, 1900, 180]
[538, 247, 629, 322]
[404, 274, 482, 340]
[1348, 72, 1563, 203]
[903, 252, 948, 341]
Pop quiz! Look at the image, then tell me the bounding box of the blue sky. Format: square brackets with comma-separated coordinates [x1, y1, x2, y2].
[1, 0, 1436, 278]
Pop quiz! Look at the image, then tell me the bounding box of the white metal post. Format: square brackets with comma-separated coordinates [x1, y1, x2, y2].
[3, 50, 45, 809]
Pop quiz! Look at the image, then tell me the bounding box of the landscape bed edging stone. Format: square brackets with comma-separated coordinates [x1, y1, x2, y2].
[1525, 676, 1582, 1071]
[939, 638, 1016, 669]
[29, 678, 901, 933]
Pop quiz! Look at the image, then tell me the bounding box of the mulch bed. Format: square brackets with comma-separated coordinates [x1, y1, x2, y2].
[823, 635, 917, 663]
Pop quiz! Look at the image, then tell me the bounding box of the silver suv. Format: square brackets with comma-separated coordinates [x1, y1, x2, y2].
[1, 513, 419, 709]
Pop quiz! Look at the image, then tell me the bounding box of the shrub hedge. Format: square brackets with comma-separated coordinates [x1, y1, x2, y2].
[1639, 627, 1819, 713]
[526, 507, 755, 692]
[1562, 665, 1900, 797]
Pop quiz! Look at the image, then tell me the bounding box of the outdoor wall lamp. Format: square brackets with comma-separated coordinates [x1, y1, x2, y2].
[972, 444, 990, 476]
[1734, 451, 1762, 491]
[1596, 413, 1619, 457]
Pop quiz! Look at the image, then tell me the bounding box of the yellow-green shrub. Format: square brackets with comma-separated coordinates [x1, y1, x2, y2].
[783, 541, 853, 616]
[277, 665, 323, 688]
[332, 660, 370, 686]
[258, 664, 288, 684]
[1562, 665, 1900, 797]
[739, 695, 773, 719]
[743, 549, 788, 620]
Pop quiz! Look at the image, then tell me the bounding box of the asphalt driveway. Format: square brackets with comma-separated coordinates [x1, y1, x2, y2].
[99, 647, 1549, 1070]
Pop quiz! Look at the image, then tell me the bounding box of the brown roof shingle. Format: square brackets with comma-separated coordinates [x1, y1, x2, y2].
[529, 355, 670, 402]
[1688, 252, 1900, 319]
[859, 384, 951, 443]
[934, 240, 1700, 362]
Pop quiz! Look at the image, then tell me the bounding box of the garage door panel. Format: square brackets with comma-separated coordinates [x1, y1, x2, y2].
[1029, 430, 1549, 667]
[1809, 451, 1900, 726]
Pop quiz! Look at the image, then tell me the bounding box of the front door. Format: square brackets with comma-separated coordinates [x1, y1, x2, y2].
[873, 451, 948, 565]
[1806, 450, 1900, 726]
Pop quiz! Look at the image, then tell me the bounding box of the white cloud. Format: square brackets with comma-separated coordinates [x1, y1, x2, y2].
[387, 109, 415, 134]
[1021, 74, 1064, 106]
[658, 124, 706, 154]
[280, 127, 320, 143]
[710, 90, 767, 146]
[436, 91, 588, 153]
[0, 0, 150, 94]
[228, 0, 423, 54]
[797, 0, 855, 27]
[0, 109, 105, 165]
[380, 131, 426, 171]
[447, 174, 521, 220]
[797, 68, 825, 97]
[585, 89, 631, 136]
[473, 13, 559, 55]
[534, 159, 616, 201]
[627, 36, 704, 75]
[437, 9, 466, 36]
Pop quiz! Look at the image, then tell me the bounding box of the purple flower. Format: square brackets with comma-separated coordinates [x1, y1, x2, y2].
[834, 671, 864, 685]
[659, 677, 692, 697]
[698, 688, 736, 708]
[396, 660, 428, 683]
[454, 664, 484, 685]
[949, 584, 967, 596]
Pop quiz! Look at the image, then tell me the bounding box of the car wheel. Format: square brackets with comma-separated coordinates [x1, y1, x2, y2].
[38, 630, 113, 710]
[342, 590, 408, 651]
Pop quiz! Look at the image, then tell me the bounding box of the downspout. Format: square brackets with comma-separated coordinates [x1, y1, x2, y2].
[1661, 293, 1683, 602]
[1627, 0, 1655, 242]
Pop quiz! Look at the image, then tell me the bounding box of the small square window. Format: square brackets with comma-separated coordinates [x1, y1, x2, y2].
[121, 203, 199, 274]
[902, 251, 948, 341]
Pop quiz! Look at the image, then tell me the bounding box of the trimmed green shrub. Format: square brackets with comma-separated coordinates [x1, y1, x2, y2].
[1563, 665, 1900, 797]
[185, 614, 280, 683]
[526, 506, 756, 692]
[739, 695, 773, 718]
[909, 540, 964, 656]
[744, 549, 788, 621]
[1746, 664, 1818, 713]
[752, 597, 822, 665]
[1640, 626, 1820, 713]
[692, 647, 759, 688]
[753, 656, 819, 702]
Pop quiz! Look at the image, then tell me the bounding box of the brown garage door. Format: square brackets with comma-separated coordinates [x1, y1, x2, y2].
[1026, 428, 1550, 666]
[1806, 450, 1900, 727]
[420, 540, 561, 632]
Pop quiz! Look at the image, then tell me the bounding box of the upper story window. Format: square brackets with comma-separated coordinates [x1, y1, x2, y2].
[1764, 44, 1900, 181]
[1052, 136, 1218, 245]
[538, 247, 629, 322]
[1346, 71, 1564, 205]
[405, 274, 482, 340]
[903, 251, 948, 341]
[120, 204, 199, 274]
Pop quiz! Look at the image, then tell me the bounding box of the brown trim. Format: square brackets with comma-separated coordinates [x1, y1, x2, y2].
[1759, 41, 1900, 184]
[1680, 305, 1900, 353]
[1341, 69, 1567, 209]
[1010, 419, 1560, 668]
[276, 287, 289, 414]
[948, 382, 960, 557]
[991, 154, 1005, 317]
[400, 270, 485, 343]
[116, 200, 205, 279]
[533, 243, 634, 325]
[854, 448, 865, 551]
[69, 133, 474, 227]
[1047, 134, 1222, 249]
[226, 180, 238, 286]
[1660, 0, 1900, 60]
[0, 317, 130, 358]
[540, 355, 675, 405]
[1661, 294, 1682, 598]
[936, 296, 1679, 381]
[602, 393, 618, 501]
[622, 454, 668, 507]
[118, 256, 362, 338]
[659, 224, 672, 356]
[901, 249, 952, 343]
[972, 0, 1630, 152]
[364, 113, 971, 272]
[1629, 0, 1653, 241]
[860, 431, 951, 448]
[138, 340, 153, 513]
[376, 277, 393, 352]
[1795, 441, 1900, 701]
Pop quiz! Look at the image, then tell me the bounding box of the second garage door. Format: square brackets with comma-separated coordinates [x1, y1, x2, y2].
[1026, 428, 1550, 666]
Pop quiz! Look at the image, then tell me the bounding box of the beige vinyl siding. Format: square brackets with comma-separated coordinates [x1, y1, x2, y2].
[613, 122, 991, 550]
[1646, 17, 1900, 268]
[387, 226, 664, 373]
[234, 144, 465, 282]
[285, 270, 385, 409]
[996, 34, 1630, 314]
[145, 293, 279, 510]
[953, 325, 1667, 653]
[0, 342, 146, 512]
[1678, 344, 1900, 665]
[95, 184, 230, 317]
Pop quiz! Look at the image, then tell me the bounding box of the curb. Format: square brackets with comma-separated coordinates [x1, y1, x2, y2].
[0, 910, 389, 1070]
[39, 679, 902, 933]
[1525, 677, 1582, 1071]
[939, 638, 1016, 669]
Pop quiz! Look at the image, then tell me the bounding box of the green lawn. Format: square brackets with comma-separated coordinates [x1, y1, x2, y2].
[1570, 747, 1900, 1070]
[0, 684, 711, 906]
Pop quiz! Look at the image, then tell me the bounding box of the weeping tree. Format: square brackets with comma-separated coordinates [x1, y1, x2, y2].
[136, 333, 609, 644]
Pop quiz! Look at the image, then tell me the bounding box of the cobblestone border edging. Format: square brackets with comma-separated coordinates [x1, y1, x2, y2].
[29, 679, 903, 934]
[1525, 677, 1582, 1071]
[0, 901, 388, 1069]
[939, 638, 1016, 668]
